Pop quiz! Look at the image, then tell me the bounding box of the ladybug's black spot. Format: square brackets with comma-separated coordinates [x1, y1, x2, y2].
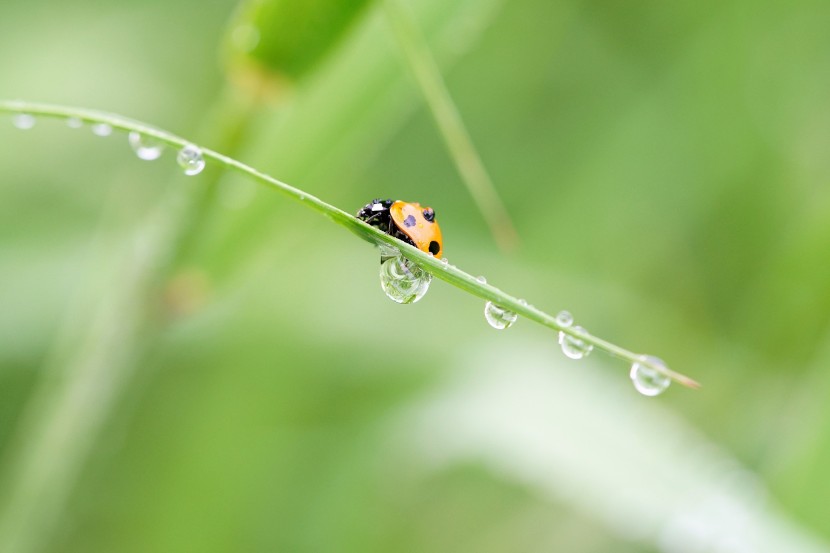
[429, 241, 441, 255]
[423, 208, 435, 222]
[403, 215, 417, 228]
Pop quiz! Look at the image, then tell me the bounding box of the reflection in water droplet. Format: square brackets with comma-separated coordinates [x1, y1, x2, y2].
[128, 131, 163, 161]
[556, 310, 574, 328]
[379, 255, 432, 304]
[476, 276, 487, 284]
[12, 114, 36, 130]
[484, 301, 517, 330]
[91, 123, 113, 136]
[66, 117, 83, 129]
[177, 144, 205, 176]
[558, 325, 593, 359]
[630, 355, 671, 396]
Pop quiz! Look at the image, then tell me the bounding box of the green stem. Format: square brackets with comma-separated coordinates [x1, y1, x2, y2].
[0, 100, 700, 388]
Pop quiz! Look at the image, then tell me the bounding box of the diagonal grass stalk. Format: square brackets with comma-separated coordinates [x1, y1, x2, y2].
[0, 99, 700, 388]
[382, 0, 520, 253]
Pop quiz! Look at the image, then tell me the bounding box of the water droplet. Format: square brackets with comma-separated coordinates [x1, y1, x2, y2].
[379, 256, 432, 304]
[66, 117, 83, 129]
[128, 131, 163, 161]
[177, 144, 205, 176]
[378, 243, 400, 261]
[558, 325, 593, 359]
[518, 299, 528, 306]
[476, 276, 487, 284]
[440, 258, 449, 266]
[484, 301, 518, 330]
[91, 123, 112, 137]
[556, 310, 574, 328]
[12, 113, 35, 130]
[630, 355, 671, 396]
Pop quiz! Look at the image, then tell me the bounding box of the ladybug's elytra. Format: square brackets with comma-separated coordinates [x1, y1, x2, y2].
[356, 198, 443, 258]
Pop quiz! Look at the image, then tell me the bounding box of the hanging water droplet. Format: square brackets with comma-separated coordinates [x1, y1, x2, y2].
[66, 117, 83, 129]
[558, 325, 593, 360]
[91, 123, 112, 137]
[484, 301, 517, 330]
[128, 131, 163, 161]
[378, 243, 400, 262]
[556, 310, 574, 328]
[379, 256, 432, 304]
[630, 355, 671, 397]
[12, 113, 35, 130]
[476, 276, 487, 284]
[177, 144, 205, 176]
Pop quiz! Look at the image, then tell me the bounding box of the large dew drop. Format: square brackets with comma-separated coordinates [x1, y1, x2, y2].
[128, 131, 163, 161]
[12, 113, 36, 130]
[558, 325, 593, 359]
[484, 301, 517, 330]
[177, 144, 205, 176]
[630, 355, 671, 396]
[379, 256, 432, 304]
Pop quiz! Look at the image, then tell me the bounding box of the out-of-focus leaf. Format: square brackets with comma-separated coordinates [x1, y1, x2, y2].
[224, 0, 375, 91]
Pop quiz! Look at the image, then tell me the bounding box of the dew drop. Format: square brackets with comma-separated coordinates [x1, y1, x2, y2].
[12, 113, 35, 130]
[379, 255, 432, 304]
[66, 117, 83, 129]
[630, 355, 671, 397]
[476, 276, 487, 284]
[128, 131, 163, 161]
[177, 144, 205, 176]
[558, 325, 593, 360]
[91, 123, 113, 137]
[484, 301, 518, 330]
[518, 299, 528, 306]
[556, 310, 574, 328]
[440, 257, 449, 266]
[378, 243, 400, 261]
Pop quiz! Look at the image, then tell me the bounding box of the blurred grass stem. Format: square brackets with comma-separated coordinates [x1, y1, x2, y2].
[0, 90, 261, 553]
[382, 0, 520, 253]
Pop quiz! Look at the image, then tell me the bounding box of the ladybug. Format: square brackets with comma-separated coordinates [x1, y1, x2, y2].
[356, 198, 443, 258]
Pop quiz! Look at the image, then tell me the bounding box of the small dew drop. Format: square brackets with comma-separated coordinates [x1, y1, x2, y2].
[66, 117, 83, 129]
[558, 325, 593, 360]
[12, 113, 36, 130]
[128, 131, 163, 161]
[177, 144, 205, 176]
[630, 355, 671, 397]
[440, 258, 449, 266]
[476, 276, 487, 284]
[556, 310, 574, 328]
[484, 301, 518, 330]
[379, 255, 432, 304]
[518, 299, 528, 306]
[91, 123, 113, 137]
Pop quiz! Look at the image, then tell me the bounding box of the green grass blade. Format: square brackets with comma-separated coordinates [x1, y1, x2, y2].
[0, 100, 699, 389]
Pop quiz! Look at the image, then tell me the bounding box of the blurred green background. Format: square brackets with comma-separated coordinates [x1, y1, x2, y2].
[1, 0, 830, 551]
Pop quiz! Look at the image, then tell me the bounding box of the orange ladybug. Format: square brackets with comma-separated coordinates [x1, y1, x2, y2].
[356, 198, 443, 258]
